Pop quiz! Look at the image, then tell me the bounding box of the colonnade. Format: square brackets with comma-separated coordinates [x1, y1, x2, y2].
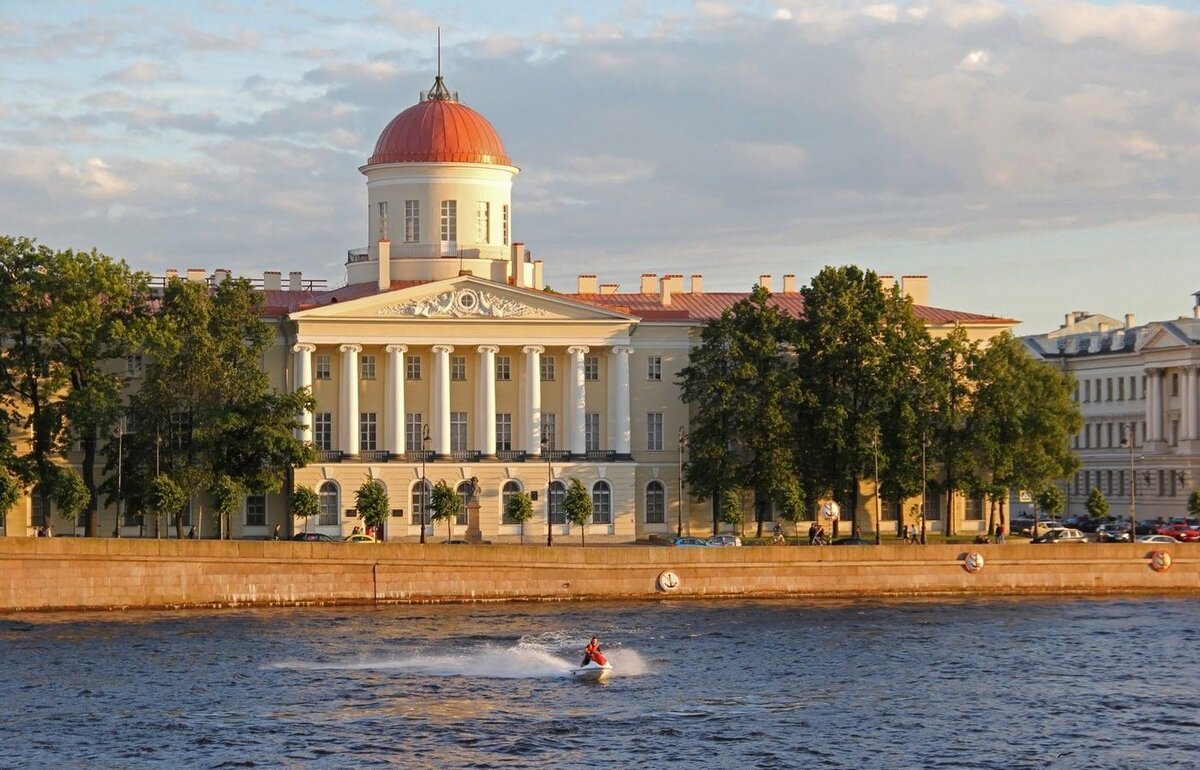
[292, 342, 633, 458]
[1145, 366, 1200, 444]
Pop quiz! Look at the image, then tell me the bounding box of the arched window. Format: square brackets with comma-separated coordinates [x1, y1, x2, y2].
[548, 480, 566, 524]
[318, 482, 339, 526]
[501, 480, 522, 524]
[412, 480, 431, 525]
[455, 481, 472, 525]
[592, 480, 612, 524]
[646, 481, 666, 524]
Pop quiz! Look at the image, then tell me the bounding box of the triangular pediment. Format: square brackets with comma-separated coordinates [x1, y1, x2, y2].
[289, 275, 636, 323]
[1135, 322, 1193, 352]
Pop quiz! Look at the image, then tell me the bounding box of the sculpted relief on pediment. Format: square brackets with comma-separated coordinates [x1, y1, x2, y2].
[376, 288, 555, 319]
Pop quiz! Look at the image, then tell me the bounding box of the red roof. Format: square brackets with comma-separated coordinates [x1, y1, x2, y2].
[563, 291, 1015, 324]
[368, 99, 510, 166]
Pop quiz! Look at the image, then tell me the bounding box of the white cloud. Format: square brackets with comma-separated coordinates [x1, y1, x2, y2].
[1026, 0, 1200, 55]
[105, 61, 180, 84]
[956, 48, 1006, 74]
[863, 4, 899, 23]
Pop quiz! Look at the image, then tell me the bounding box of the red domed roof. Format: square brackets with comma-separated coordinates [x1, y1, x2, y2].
[368, 96, 511, 166]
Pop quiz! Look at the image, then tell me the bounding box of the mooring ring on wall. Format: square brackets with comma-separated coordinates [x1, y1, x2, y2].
[1149, 550, 1172, 572]
[962, 552, 985, 574]
[657, 570, 681, 592]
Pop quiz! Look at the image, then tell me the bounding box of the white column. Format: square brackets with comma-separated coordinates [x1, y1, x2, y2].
[568, 345, 589, 456]
[1184, 366, 1198, 441]
[293, 343, 315, 441]
[385, 344, 407, 456]
[339, 344, 361, 456]
[524, 345, 544, 455]
[431, 344, 453, 456]
[478, 345, 499, 456]
[1148, 368, 1164, 442]
[611, 346, 632, 456]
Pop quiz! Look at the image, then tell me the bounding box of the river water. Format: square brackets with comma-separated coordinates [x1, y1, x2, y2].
[2, 597, 1197, 769]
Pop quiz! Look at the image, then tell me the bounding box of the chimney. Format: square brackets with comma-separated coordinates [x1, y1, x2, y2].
[377, 239, 391, 291]
[641, 273, 657, 294]
[599, 283, 619, 295]
[213, 268, 231, 285]
[660, 276, 673, 307]
[690, 275, 703, 293]
[879, 274, 895, 289]
[532, 260, 544, 290]
[901, 275, 929, 306]
[1125, 313, 1135, 329]
[1064, 313, 1075, 330]
[165, 268, 178, 280]
[1098, 322, 1109, 334]
[264, 271, 281, 291]
[289, 271, 302, 291]
[510, 242, 525, 288]
[186, 268, 206, 283]
[1193, 290, 1200, 318]
[759, 275, 772, 292]
[782, 274, 796, 293]
[577, 275, 598, 294]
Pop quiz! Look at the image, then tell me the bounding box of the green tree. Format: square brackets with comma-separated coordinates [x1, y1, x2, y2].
[1036, 485, 1065, 530]
[52, 469, 90, 526]
[1187, 488, 1200, 517]
[719, 488, 744, 535]
[678, 285, 795, 536]
[505, 491, 534, 544]
[563, 477, 594, 546]
[209, 475, 247, 540]
[355, 478, 390, 535]
[292, 485, 319, 534]
[428, 479, 461, 542]
[1085, 487, 1110, 521]
[148, 475, 187, 536]
[793, 266, 895, 537]
[776, 480, 805, 540]
[925, 326, 982, 538]
[0, 468, 20, 529]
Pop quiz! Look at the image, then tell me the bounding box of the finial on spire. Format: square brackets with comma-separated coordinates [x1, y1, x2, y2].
[425, 26, 455, 101]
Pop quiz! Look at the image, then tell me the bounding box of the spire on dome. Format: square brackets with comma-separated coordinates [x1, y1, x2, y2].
[423, 27, 457, 102]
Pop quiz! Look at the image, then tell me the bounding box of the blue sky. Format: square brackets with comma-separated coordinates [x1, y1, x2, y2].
[2, 0, 1199, 332]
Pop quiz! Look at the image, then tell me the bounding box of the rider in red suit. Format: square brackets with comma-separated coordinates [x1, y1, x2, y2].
[581, 637, 604, 666]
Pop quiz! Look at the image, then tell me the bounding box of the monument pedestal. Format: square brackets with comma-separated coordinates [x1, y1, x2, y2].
[466, 502, 483, 543]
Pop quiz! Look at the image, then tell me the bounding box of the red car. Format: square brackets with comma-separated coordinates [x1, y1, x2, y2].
[1156, 523, 1200, 542]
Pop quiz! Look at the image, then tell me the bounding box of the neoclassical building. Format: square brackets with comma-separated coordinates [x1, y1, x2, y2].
[4, 73, 1018, 540]
[1022, 301, 1200, 521]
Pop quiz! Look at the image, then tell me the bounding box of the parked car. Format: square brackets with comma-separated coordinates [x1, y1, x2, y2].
[1136, 534, 1178, 544]
[1136, 520, 1158, 535]
[707, 535, 742, 547]
[1163, 526, 1200, 543]
[671, 537, 709, 547]
[292, 532, 337, 542]
[1016, 519, 1065, 537]
[1031, 528, 1087, 544]
[344, 533, 377, 543]
[1094, 523, 1132, 543]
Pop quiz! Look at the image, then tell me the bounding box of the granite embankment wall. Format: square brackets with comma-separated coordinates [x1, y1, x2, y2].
[0, 538, 1196, 612]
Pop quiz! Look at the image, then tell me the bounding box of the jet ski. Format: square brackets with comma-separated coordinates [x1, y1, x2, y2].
[571, 651, 612, 681]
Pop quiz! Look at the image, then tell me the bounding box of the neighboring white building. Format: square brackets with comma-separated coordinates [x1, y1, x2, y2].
[1023, 297, 1200, 522]
[3, 72, 1016, 540]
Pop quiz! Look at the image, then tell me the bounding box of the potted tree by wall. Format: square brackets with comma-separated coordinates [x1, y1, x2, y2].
[1035, 485, 1065, 539]
[148, 474, 187, 540]
[505, 490, 534, 544]
[429, 479, 462, 543]
[1085, 486, 1109, 526]
[720, 488, 744, 538]
[777, 481, 804, 544]
[354, 477, 388, 541]
[1188, 488, 1200, 519]
[563, 477, 593, 547]
[210, 475, 247, 540]
[291, 485, 319, 535]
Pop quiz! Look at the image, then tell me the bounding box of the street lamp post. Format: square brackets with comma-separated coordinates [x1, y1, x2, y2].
[1121, 423, 1136, 542]
[919, 432, 928, 545]
[154, 426, 162, 539]
[420, 425, 431, 544]
[542, 435, 554, 546]
[872, 428, 881, 545]
[677, 428, 687, 538]
[114, 417, 124, 538]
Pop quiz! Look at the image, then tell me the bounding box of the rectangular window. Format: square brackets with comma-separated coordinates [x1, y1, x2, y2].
[1171, 373, 1179, 396]
[1106, 422, 1113, 448]
[360, 354, 376, 381]
[451, 412, 468, 451]
[592, 482, 612, 525]
[476, 201, 490, 243]
[406, 354, 422, 381]
[126, 355, 142, 378]
[1141, 375, 1147, 399]
[315, 354, 331, 380]
[169, 411, 190, 451]
[441, 199, 457, 243]
[1106, 378, 1113, 401]
[405, 200, 420, 242]
[646, 483, 666, 524]
[540, 356, 556, 381]
[245, 494, 267, 527]
[496, 413, 512, 451]
[923, 489, 942, 520]
[1118, 470, 1126, 497]
[585, 412, 600, 451]
[451, 355, 466, 381]
[964, 496, 984, 521]
[1083, 380, 1090, 402]
[360, 412, 377, 451]
[1171, 419, 1179, 446]
[502, 204, 509, 246]
[1118, 377, 1124, 401]
[647, 356, 662, 381]
[647, 413, 664, 451]
[406, 413, 424, 451]
[1129, 376, 1137, 400]
[314, 413, 332, 451]
[584, 356, 599, 381]
[496, 356, 511, 381]
[541, 413, 556, 450]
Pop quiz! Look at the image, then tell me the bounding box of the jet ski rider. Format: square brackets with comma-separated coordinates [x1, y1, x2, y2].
[582, 637, 602, 666]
